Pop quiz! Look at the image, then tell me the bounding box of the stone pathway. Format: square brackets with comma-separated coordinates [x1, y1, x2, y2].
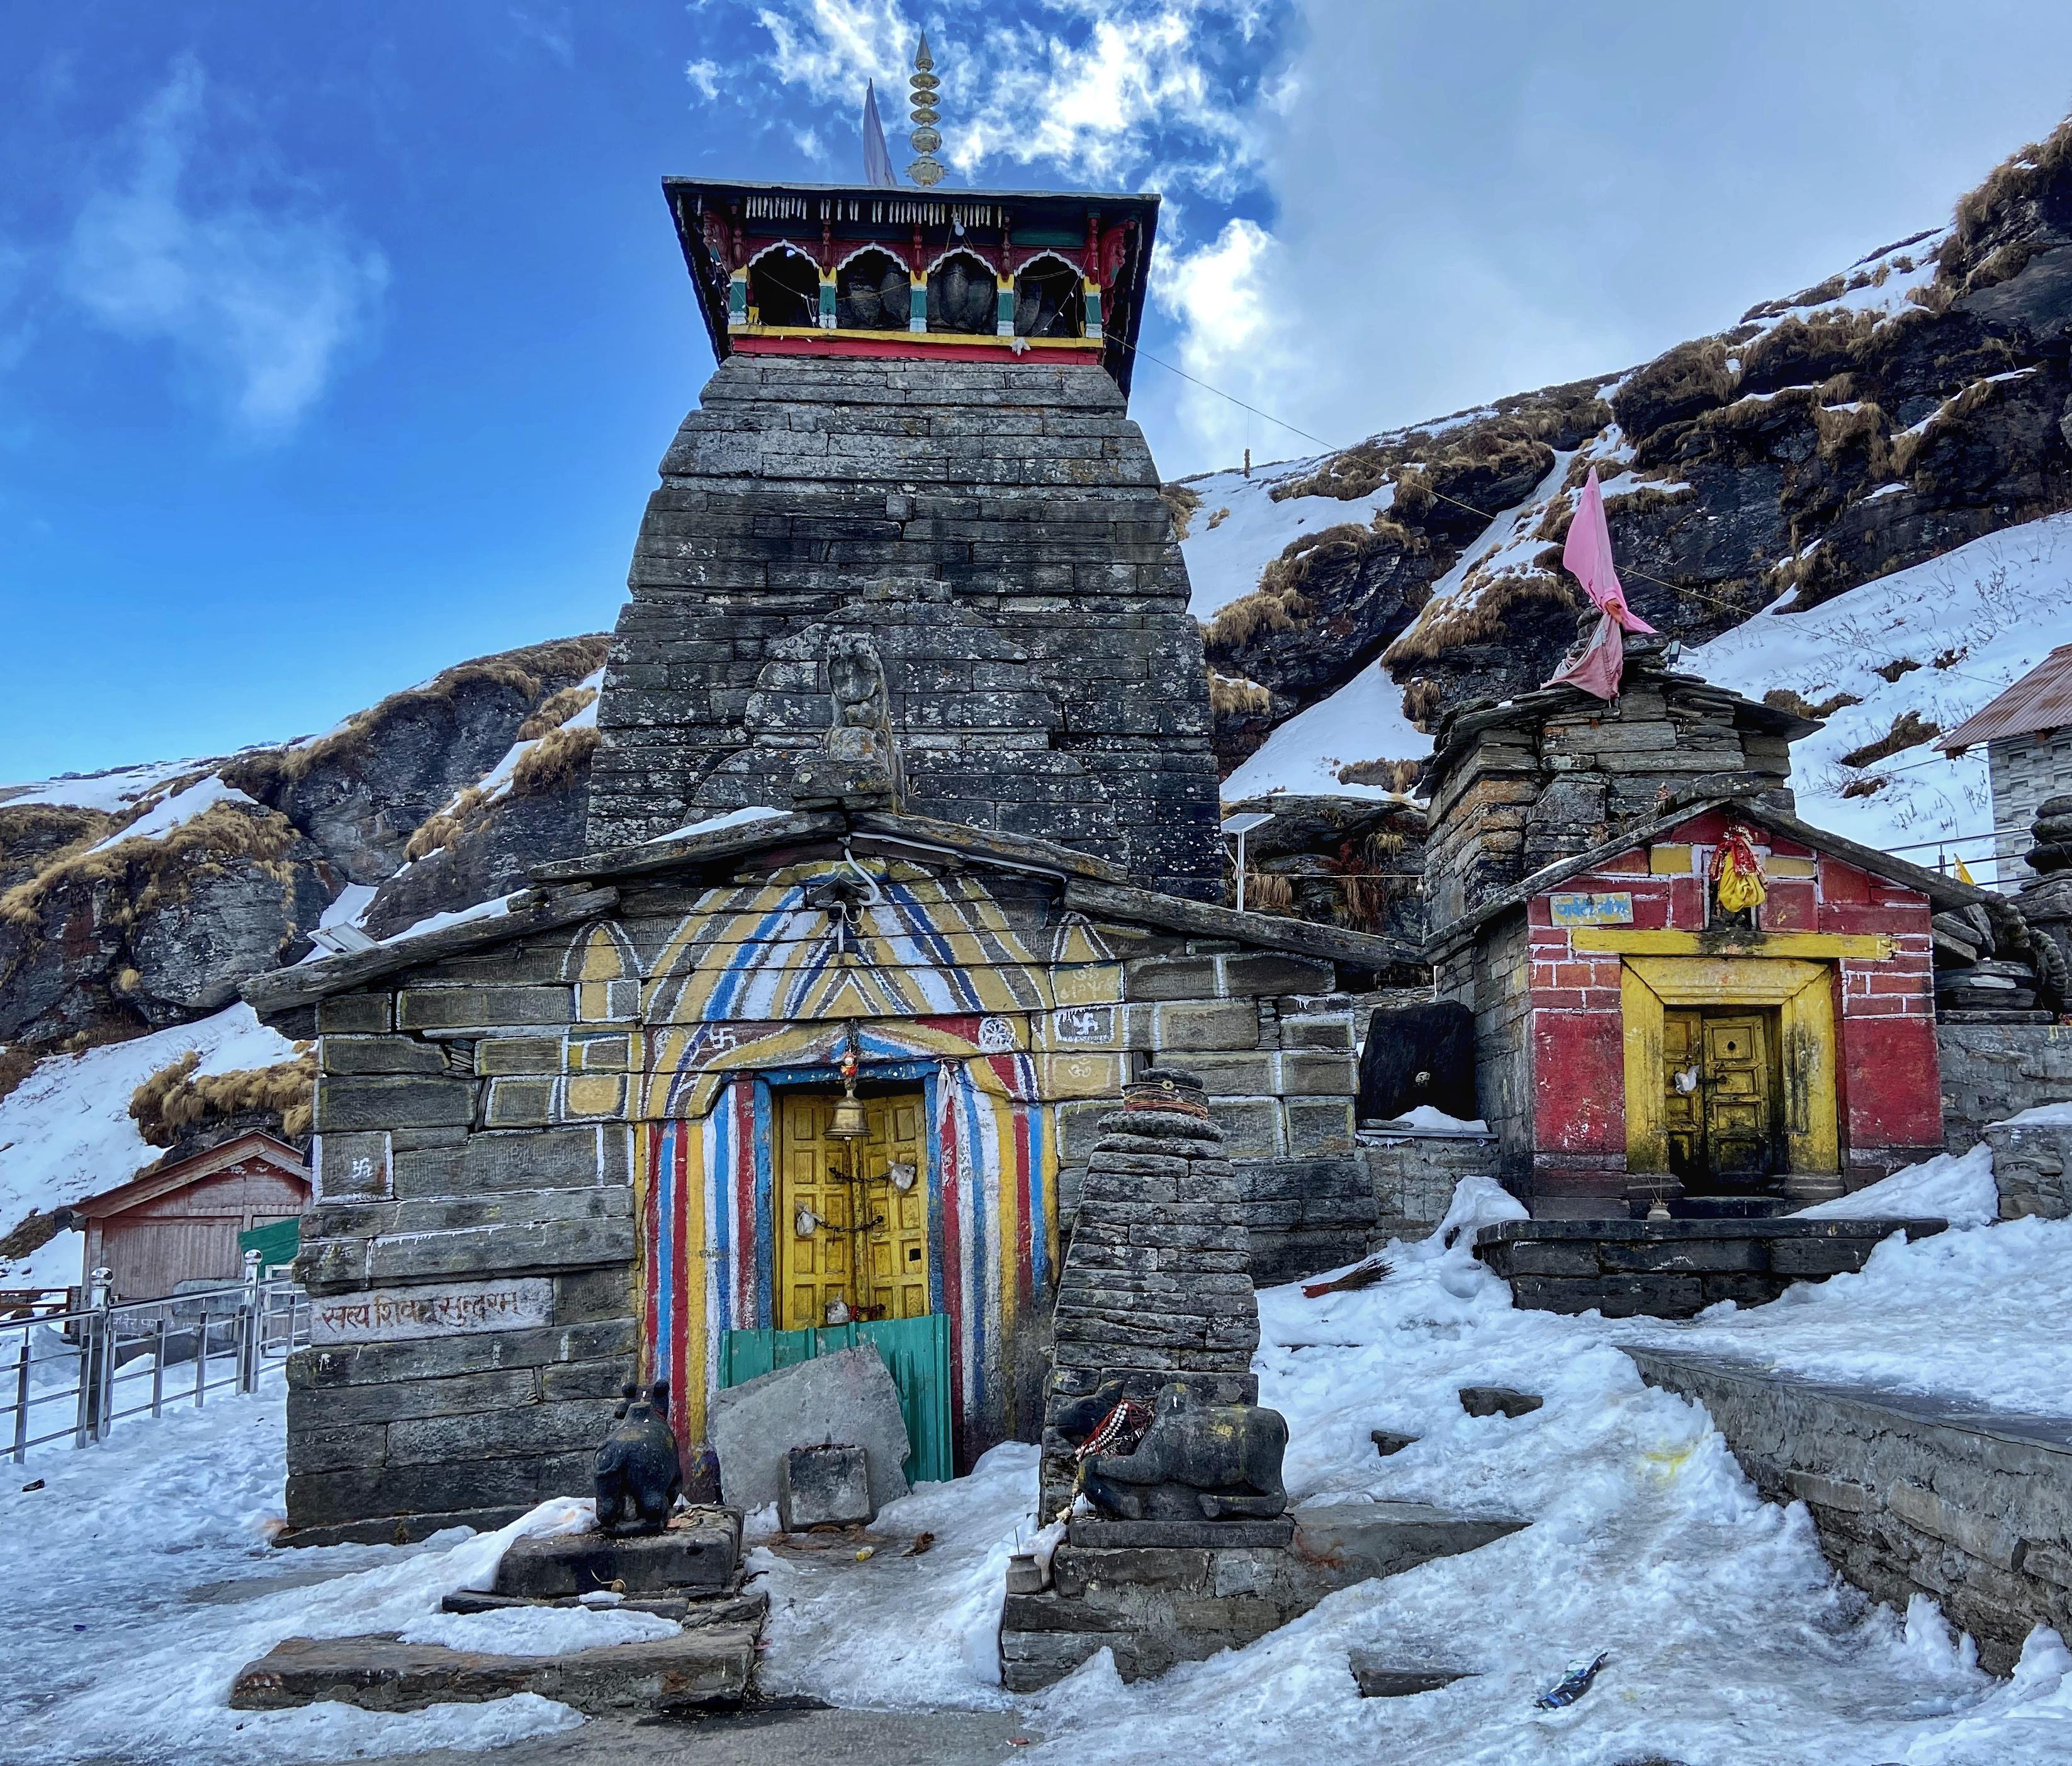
[374, 1706, 1040, 1766]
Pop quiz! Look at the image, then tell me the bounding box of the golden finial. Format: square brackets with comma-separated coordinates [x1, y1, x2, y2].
[907, 34, 944, 188]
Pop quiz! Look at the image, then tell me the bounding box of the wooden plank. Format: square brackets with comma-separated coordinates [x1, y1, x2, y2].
[1570, 928, 1890, 960]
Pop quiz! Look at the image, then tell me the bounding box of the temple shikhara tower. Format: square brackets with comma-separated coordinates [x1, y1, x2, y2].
[584, 160, 1222, 896]
[252, 61, 1415, 1545]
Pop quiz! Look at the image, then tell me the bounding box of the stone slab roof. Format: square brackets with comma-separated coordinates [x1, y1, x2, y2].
[245, 809, 1421, 1015]
[1424, 789, 1995, 958]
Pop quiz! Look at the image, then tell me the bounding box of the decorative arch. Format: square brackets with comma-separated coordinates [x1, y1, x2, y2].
[926, 248, 999, 335]
[561, 919, 641, 1023]
[1012, 252, 1086, 339]
[746, 243, 821, 328]
[833, 245, 911, 331]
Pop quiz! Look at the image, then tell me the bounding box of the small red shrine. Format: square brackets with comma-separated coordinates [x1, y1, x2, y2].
[1421, 651, 1990, 1216]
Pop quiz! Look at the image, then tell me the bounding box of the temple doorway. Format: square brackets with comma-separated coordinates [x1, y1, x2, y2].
[775, 1088, 932, 1330]
[1662, 1006, 1781, 1189]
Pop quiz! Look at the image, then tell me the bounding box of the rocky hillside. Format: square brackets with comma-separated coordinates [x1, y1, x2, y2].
[8, 116, 2072, 1119]
[1190, 118, 2072, 792]
[0, 636, 607, 1052]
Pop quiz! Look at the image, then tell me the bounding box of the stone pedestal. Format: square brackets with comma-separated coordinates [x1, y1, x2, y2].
[494, 1509, 741, 1599]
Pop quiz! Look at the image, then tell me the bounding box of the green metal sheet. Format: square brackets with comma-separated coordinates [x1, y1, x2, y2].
[237, 1216, 300, 1272]
[719, 1313, 952, 1484]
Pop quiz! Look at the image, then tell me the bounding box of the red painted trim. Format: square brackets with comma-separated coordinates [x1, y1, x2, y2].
[731, 334, 1100, 365]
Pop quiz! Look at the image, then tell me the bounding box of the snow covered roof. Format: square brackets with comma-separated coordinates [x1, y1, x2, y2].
[1937, 643, 2072, 753]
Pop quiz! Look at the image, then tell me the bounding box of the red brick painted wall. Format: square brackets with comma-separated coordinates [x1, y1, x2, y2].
[1522, 810, 1941, 1193]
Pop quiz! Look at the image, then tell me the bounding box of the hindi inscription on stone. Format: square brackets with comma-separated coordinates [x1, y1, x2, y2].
[310, 1277, 554, 1345]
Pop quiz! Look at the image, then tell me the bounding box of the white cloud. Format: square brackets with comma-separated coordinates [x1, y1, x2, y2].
[748, 0, 1268, 198]
[62, 55, 388, 434]
[685, 58, 723, 101]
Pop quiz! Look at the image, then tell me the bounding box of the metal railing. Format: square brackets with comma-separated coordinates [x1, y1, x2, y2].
[3, 1252, 310, 1463]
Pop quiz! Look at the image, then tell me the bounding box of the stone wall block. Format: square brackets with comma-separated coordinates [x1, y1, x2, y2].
[315, 1076, 475, 1133]
[321, 1036, 446, 1076]
[363, 1217, 635, 1283]
[317, 993, 393, 1035]
[1123, 957, 1220, 1002]
[397, 986, 572, 1032]
[1222, 953, 1335, 998]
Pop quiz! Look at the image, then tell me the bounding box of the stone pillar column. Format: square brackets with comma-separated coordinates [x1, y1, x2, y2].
[1039, 1067, 1259, 1519]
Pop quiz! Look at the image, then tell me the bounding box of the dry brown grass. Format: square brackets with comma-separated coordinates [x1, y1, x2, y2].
[1242, 872, 1295, 914]
[1205, 507, 1230, 531]
[1401, 678, 1444, 731]
[1205, 583, 1312, 650]
[1812, 400, 1893, 477]
[0, 1206, 70, 1264]
[0, 801, 302, 931]
[1839, 775, 1891, 800]
[224, 636, 610, 796]
[1764, 687, 1863, 721]
[1941, 117, 2072, 288]
[130, 1049, 318, 1147]
[517, 685, 599, 743]
[1738, 310, 1878, 389]
[1207, 671, 1274, 716]
[1271, 442, 1401, 504]
[1612, 338, 1738, 437]
[1336, 757, 1426, 792]
[1874, 656, 1922, 683]
[0, 804, 121, 858]
[1840, 709, 1940, 769]
[510, 723, 600, 796]
[1383, 571, 1584, 667]
[0, 1041, 38, 1112]
[1160, 482, 1203, 541]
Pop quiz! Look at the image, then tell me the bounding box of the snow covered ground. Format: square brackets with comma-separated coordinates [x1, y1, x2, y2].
[750, 1174, 2072, 1765]
[1176, 464, 1395, 622]
[13, 1152, 2072, 1764]
[0, 1381, 592, 1765]
[1220, 658, 1427, 801]
[0, 1003, 305, 1286]
[1687, 509, 2072, 884]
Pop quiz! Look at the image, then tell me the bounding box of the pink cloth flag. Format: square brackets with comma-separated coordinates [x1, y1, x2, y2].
[1544, 466, 1655, 699]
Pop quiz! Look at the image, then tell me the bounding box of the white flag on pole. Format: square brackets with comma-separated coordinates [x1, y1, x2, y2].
[862, 80, 898, 188]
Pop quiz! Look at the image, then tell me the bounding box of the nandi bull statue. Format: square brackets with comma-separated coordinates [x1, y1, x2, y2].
[594, 1380, 683, 1536]
[1076, 1380, 1288, 1523]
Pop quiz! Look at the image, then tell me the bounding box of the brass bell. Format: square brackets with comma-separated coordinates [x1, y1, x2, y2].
[827, 1083, 869, 1141]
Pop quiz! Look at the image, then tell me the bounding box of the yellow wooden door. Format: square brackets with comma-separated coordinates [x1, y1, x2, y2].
[1703, 1012, 1775, 1178]
[1662, 1008, 1704, 1179]
[777, 1089, 930, 1329]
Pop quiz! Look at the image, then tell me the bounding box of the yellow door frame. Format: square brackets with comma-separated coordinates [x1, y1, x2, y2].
[1620, 955, 1839, 1177]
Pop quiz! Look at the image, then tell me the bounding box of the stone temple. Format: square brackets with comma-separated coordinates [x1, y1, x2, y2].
[248, 168, 1419, 1543]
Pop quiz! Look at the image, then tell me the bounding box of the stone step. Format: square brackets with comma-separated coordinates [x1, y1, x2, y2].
[493, 1508, 741, 1599]
[441, 1587, 770, 1631]
[999, 1501, 1528, 1691]
[228, 1624, 757, 1718]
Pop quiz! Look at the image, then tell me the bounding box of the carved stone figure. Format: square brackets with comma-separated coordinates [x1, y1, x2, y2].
[1078, 1380, 1288, 1523]
[792, 632, 903, 809]
[594, 1380, 684, 1537]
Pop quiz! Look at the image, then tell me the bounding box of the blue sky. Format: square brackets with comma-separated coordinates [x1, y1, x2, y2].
[6, 1, 2072, 782]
